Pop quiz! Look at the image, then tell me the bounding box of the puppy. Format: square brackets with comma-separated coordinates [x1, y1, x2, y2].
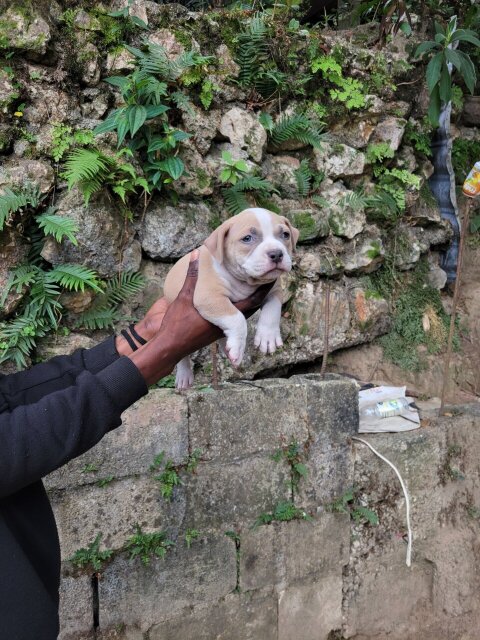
[163, 208, 299, 389]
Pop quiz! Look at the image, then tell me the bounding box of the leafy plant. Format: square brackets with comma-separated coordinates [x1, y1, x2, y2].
[97, 475, 114, 487]
[107, 0, 149, 30]
[69, 534, 113, 572]
[50, 124, 95, 163]
[365, 142, 395, 165]
[326, 488, 379, 526]
[404, 119, 432, 157]
[311, 55, 366, 110]
[185, 528, 200, 549]
[294, 159, 313, 197]
[219, 151, 249, 185]
[272, 438, 308, 495]
[75, 271, 145, 330]
[0, 186, 40, 231]
[63, 147, 149, 210]
[253, 501, 312, 528]
[415, 16, 480, 126]
[223, 175, 278, 216]
[150, 448, 202, 501]
[124, 524, 174, 565]
[268, 113, 324, 149]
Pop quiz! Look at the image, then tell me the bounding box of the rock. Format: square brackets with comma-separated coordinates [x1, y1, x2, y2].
[36, 333, 97, 362]
[329, 119, 375, 149]
[321, 182, 366, 239]
[0, 229, 29, 319]
[0, 124, 14, 154]
[407, 192, 442, 225]
[149, 29, 185, 58]
[113, 0, 149, 26]
[0, 8, 51, 57]
[106, 47, 136, 74]
[73, 10, 102, 32]
[139, 201, 214, 260]
[180, 106, 221, 156]
[0, 158, 55, 195]
[274, 197, 330, 243]
[0, 69, 18, 112]
[175, 143, 214, 197]
[427, 253, 447, 290]
[396, 145, 417, 173]
[41, 188, 138, 278]
[80, 88, 109, 119]
[392, 226, 422, 270]
[262, 155, 300, 198]
[462, 96, 480, 127]
[314, 142, 365, 179]
[79, 42, 101, 87]
[342, 226, 385, 274]
[297, 242, 345, 280]
[219, 108, 267, 163]
[370, 116, 407, 151]
[23, 87, 70, 125]
[215, 44, 240, 79]
[59, 290, 96, 314]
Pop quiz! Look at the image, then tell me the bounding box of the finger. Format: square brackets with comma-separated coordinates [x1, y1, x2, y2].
[179, 250, 199, 300]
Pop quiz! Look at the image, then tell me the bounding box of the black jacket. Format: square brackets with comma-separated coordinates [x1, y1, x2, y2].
[0, 337, 147, 640]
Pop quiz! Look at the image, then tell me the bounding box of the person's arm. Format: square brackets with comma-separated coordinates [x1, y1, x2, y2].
[0, 356, 147, 499]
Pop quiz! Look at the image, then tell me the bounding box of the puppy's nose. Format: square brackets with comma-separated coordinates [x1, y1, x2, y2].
[268, 249, 283, 263]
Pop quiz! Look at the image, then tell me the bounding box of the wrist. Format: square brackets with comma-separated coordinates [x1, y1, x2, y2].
[127, 333, 178, 386]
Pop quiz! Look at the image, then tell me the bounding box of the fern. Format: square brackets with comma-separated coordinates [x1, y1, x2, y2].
[0, 187, 41, 230]
[63, 148, 113, 204]
[236, 13, 269, 89]
[269, 114, 324, 149]
[338, 191, 368, 212]
[75, 271, 145, 330]
[36, 210, 79, 245]
[46, 264, 103, 293]
[294, 159, 313, 197]
[223, 189, 251, 216]
[223, 175, 277, 216]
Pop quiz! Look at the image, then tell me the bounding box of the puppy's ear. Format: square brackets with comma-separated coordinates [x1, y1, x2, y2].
[204, 219, 234, 263]
[282, 217, 300, 252]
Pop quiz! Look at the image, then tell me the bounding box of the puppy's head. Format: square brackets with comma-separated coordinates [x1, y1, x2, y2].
[204, 208, 299, 284]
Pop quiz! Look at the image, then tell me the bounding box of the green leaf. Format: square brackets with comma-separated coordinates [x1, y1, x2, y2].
[36, 213, 79, 245]
[144, 104, 168, 119]
[445, 48, 464, 73]
[470, 215, 480, 234]
[259, 112, 274, 132]
[131, 16, 148, 29]
[294, 462, 308, 478]
[426, 52, 443, 93]
[47, 264, 103, 293]
[116, 116, 130, 147]
[157, 157, 184, 180]
[93, 109, 123, 136]
[434, 21, 445, 36]
[434, 32, 446, 44]
[428, 86, 441, 127]
[128, 105, 147, 138]
[451, 30, 480, 48]
[414, 40, 437, 58]
[456, 51, 477, 95]
[104, 76, 130, 90]
[439, 63, 451, 103]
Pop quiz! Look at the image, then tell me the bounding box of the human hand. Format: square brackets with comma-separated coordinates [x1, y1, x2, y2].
[126, 251, 273, 385]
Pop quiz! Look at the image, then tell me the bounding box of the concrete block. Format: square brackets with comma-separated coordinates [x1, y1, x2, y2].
[292, 374, 359, 448]
[182, 455, 290, 530]
[58, 573, 93, 640]
[46, 390, 188, 491]
[188, 379, 310, 462]
[240, 514, 349, 591]
[96, 626, 144, 640]
[278, 575, 343, 640]
[98, 534, 236, 632]
[148, 588, 277, 640]
[52, 476, 184, 560]
[298, 442, 354, 508]
[344, 549, 434, 638]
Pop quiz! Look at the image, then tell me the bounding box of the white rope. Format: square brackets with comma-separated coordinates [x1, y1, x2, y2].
[351, 436, 413, 567]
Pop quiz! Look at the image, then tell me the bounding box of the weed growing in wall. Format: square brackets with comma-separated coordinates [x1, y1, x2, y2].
[124, 525, 175, 566]
[69, 534, 114, 572]
[326, 488, 379, 526]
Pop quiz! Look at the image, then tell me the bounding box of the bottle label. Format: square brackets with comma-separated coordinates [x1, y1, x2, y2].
[463, 162, 480, 199]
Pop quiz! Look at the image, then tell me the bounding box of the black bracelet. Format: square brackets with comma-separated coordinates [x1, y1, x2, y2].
[121, 329, 138, 352]
[129, 324, 147, 346]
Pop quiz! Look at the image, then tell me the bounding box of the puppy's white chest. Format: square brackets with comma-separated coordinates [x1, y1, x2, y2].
[213, 261, 258, 302]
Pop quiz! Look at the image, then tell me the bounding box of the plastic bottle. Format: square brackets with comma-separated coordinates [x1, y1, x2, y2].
[361, 397, 411, 419]
[463, 162, 480, 198]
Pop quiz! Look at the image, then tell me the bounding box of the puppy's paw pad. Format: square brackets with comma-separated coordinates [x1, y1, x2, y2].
[225, 339, 245, 367]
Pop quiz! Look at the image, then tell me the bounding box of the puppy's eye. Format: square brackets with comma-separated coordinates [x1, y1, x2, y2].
[242, 235, 253, 243]
[282, 231, 290, 240]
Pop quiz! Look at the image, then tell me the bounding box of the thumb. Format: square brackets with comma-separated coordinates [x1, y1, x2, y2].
[178, 249, 199, 300]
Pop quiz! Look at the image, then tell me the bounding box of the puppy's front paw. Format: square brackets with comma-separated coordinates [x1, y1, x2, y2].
[254, 325, 283, 354]
[225, 336, 245, 367]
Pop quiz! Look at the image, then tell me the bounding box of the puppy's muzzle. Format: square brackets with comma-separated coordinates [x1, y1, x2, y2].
[268, 249, 284, 264]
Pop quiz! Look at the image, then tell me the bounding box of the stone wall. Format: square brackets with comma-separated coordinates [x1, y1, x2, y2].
[2, 1, 478, 381]
[46, 375, 480, 639]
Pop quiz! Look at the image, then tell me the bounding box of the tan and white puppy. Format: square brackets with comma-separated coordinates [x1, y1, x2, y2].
[163, 208, 299, 389]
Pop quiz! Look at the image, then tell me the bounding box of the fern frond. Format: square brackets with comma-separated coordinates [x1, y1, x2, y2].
[223, 188, 251, 216]
[294, 159, 312, 197]
[171, 91, 195, 117]
[46, 264, 103, 293]
[63, 149, 114, 204]
[270, 114, 324, 149]
[338, 191, 368, 212]
[104, 271, 145, 305]
[75, 306, 121, 330]
[232, 176, 276, 194]
[0, 187, 41, 230]
[312, 195, 330, 208]
[236, 13, 269, 88]
[36, 211, 79, 245]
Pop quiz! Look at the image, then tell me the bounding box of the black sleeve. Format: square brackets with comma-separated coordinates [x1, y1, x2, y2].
[0, 356, 147, 499]
[0, 336, 121, 409]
